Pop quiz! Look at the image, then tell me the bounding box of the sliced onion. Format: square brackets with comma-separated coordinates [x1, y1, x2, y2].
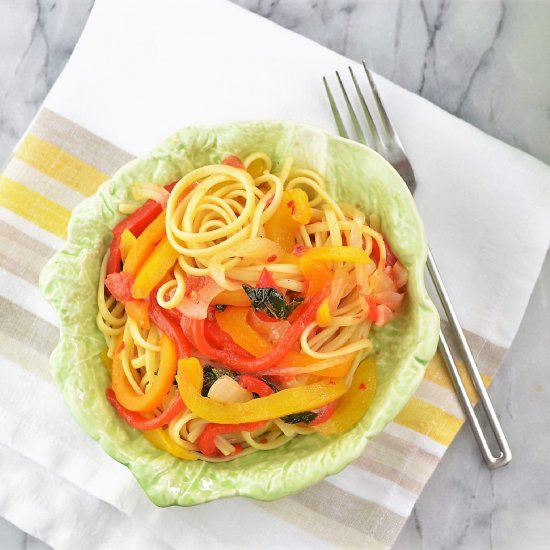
[391, 261, 408, 290]
[131, 182, 170, 208]
[369, 268, 395, 292]
[373, 290, 404, 312]
[375, 304, 394, 327]
[207, 376, 253, 403]
[329, 266, 349, 312]
[176, 278, 222, 319]
[248, 311, 291, 343]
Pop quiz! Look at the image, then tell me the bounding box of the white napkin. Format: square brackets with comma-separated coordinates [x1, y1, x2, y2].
[1, 0, 550, 548]
[45, 0, 550, 348]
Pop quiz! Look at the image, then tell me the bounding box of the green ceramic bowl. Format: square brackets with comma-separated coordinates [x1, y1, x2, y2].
[39, 121, 439, 506]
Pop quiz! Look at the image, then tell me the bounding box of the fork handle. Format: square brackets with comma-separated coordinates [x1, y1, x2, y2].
[426, 248, 512, 469]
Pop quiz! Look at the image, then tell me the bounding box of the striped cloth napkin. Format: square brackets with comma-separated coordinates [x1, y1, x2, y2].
[1, 0, 550, 548]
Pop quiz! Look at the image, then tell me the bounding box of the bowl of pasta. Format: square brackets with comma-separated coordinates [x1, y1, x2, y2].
[40, 121, 439, 506]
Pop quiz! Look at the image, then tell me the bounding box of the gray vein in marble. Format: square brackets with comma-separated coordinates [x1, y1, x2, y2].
[456, 0, 506, 117]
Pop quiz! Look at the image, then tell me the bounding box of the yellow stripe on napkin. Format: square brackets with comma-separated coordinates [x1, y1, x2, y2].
[15, 134, 108, 197]
[395, 397, 463, 446]
[424, 352, 492, 403]
[0, 176, 70, 239]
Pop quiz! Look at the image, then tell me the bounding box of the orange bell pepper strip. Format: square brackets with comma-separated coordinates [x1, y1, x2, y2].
[313, 357, 377, 435]
[299, 256, 333, 297]
[176, 357, 346, 423]
[131, 236, 179, 300]
[143, 428, 197, 460]
[277, 352, 353, 377]
[215, 307, 273, 357]
[211, 288, 250, 307]
[120, 229, 137, 262]
[112, 334, 177, 412]
[125, 300, 150, 330]
[123, 210, 166, 276]
[265, 189, 312, 252]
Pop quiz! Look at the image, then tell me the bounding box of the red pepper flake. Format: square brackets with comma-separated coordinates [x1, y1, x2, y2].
[260, 438, 268, 444]
[266, 254, 277, 263]
[292, 244, 306, 256]
[287, 200, 296, 214]
[358, 382, 367, 390]
[329, 379, 336, 385]
[116, 341, 125, 354]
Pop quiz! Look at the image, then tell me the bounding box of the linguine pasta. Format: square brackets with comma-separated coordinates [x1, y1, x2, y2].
[98, 153, 408, 461]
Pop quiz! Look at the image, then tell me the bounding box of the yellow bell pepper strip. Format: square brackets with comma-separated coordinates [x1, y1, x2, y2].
[314, 357, 377, 435]
[176, 357, 346, 423]
[302, 246, 372, 264]
[299, 256, 333, 297]
[246, 157, 266, 178]
[315, 298, 332, 327]
[265, 189, 312, 252]
[112, 334, 177, 412]
[131, 236, 179, 299]
[125, 300, 150, 330]
[211, 288, 250, 307]
[120, 229, 137, 262]
[143, 427, 197, 460]
[215, 307, 273, 357]
[286, 188, 312, 224]
[123, 210, 166, 276]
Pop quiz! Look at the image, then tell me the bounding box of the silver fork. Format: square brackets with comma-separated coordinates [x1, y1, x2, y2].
[323, 61, 512, 469]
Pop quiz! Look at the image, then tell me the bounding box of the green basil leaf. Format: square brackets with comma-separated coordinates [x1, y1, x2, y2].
[242, 284, 303, 320]
[281, 411, 318, 425]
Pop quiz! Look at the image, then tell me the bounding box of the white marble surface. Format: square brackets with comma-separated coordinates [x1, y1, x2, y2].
[1, 1, 549, 549]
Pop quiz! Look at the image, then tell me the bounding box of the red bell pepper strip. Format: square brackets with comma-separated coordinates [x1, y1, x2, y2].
[257, 267, 278, 289]
[106, 388, 185, 430]
[191, 287, 329, 373]
[198, 421, 266, 457]
[104, 271, 134, 303]
[238, 375, 274, 398]
[309, 400, 339, 426]
[204, 315, 254, 359]
[366, 295, 378, 323]
[149, 292, 191, 359]
[221, 155, 245, 169]
[106, 182, 177, 275]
